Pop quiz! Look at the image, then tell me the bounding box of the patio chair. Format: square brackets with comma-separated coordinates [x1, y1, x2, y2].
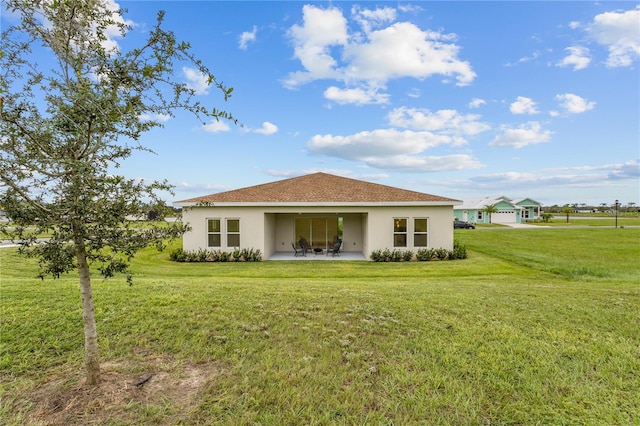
[298, 238, 309, 256]
[291, 242, 302, 257]
[328, 240, 341, 257]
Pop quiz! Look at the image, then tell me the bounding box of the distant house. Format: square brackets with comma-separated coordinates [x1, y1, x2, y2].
[174, 172, 461, 259]
[453, 196, 542, 224]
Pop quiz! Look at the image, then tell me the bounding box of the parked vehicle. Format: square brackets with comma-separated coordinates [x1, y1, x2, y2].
[454, 219, 476, 229]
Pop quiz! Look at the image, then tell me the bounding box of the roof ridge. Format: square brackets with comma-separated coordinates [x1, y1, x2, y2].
[176, 172, 458, 204]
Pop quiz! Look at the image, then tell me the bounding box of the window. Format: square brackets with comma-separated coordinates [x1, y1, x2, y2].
[522, 209, 530, 219]
[477, 211, 483, 220]
[207, 219, 221, 247]
[227, 219, 240, 247]
[414, 218, 428, 247]
[393, 218, 407, 247]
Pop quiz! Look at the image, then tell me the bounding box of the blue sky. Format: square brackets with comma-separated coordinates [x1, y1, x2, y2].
[5, 1, 640, 207]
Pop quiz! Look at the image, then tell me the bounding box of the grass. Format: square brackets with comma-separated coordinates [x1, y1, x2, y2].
[1, 228, 639, 425]
[528, 214, 640, 227]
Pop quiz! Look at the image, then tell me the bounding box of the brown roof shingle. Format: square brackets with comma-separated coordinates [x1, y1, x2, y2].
[177, 172, 458, 204]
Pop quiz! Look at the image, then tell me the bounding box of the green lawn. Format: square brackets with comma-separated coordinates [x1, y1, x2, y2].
[1, 228, 639, 425]
[527, 214, 640, 227]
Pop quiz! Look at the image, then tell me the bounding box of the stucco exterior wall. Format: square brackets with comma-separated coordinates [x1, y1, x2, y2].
[366, 206, 454, 255]
[181, 204, 454, 259]
[181, 206, 266, 252]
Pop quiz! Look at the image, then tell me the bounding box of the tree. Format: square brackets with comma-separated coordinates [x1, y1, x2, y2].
[561, 206, 573, 223]
[0, 0, 236, 385]
[481, 204, 499, 224]
[541, 213, 553, 223]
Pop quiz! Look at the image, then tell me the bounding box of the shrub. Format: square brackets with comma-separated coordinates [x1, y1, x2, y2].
[391, 249, 404, 262]
[169, 248, 262, 262]
[370, 249, 414, 262]
[434, 248, 449, 260]
[169, 248, 186, 262]
[450, 241, 468, 259]
[415, 248, 433, 261]
[370, 249, 382, 262]
[232, 249, 242, 262]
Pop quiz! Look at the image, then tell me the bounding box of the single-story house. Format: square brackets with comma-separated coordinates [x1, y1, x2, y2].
[453, 196, 543, 224]
[174, 172, 461, 259]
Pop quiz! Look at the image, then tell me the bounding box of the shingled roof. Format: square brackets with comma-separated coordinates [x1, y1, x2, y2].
[177, 173, 459, 205]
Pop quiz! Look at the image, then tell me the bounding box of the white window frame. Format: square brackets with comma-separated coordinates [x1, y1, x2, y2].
[226, 218, 240, 248]
[207, 218, 221, 247]
[393, 217, 408, 248]
[413, 217, 429, 248]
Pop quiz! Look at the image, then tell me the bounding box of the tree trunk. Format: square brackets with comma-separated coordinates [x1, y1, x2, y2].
[77, 244, 101, 385]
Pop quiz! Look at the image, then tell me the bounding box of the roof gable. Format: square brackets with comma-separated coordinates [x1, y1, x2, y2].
[494, 200, 516, 209]
[177, 172, 458, 205]
[512, 198, 542, 206]
[455, 195, 541, 210]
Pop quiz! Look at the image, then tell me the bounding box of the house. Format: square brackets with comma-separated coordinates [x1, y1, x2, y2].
[174, 172, 461, 259]
[453, 196, 542, 224]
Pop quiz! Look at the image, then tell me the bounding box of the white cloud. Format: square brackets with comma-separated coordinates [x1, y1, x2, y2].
[422, 160, 639, 204]
[469, 98, 486, 109]
[548, 160, 640, 180]
[285, 5, 476, 104]
[510, 97, 539, 115]
[473, 171, 598, 186]
[351, 5, 397, 34]
[555, 93, 595, 114]
[203, 119, 230, 133]
[324, 86, 389, 105]
[239, 26, 257, 50]
[342, 22, 476, 86]
[516, 50, 542, 64]
[183, 67, 210, 95]
[306, 128, 484, 172]
[607, 159, 640, 179]
[407, 88, 421, 99]
[365, 154, 483, 172]
[471, 160, 639, 188]
[172, 181, 229, 194]
[139, 112, 171, 122]
[489, 122, 552, 148]
[254, 121, 278, 135]
[308, 129, 449, 160]
[387, 107, 490, 140]
[284, 5, 348, 87]
[587, 6, 640, 67]
[557, 46, 591, 70]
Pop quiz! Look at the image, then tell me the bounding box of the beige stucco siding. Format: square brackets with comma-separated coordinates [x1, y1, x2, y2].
[181, 206, 266, 252]
[365, 206, 453, 255]
[181, 204, 454, 258]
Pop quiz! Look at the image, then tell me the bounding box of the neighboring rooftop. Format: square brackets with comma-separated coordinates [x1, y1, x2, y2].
[176, 172, 459, 205]
[454, 196, 543, 210]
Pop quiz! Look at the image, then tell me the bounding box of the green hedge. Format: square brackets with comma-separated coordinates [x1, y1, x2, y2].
[170, 248, 262, 262]
[370, 241, 467, 262]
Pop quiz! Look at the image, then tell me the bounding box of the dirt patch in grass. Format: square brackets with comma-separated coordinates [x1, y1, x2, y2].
[23, 357, 226, 425]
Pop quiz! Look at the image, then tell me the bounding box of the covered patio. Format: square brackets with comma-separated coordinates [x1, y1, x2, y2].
[267, 251, 367, 261]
